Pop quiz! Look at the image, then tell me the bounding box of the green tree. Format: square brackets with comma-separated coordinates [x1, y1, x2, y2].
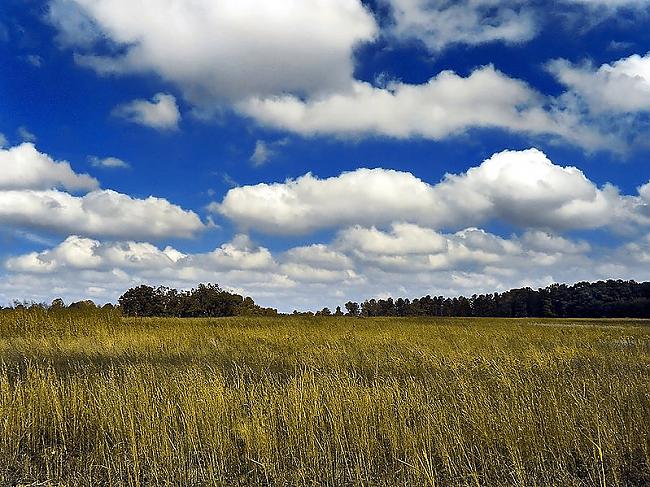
[344, 301, 360, 317]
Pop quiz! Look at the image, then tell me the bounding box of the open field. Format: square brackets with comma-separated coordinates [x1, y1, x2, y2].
[0, 309, 648, 486]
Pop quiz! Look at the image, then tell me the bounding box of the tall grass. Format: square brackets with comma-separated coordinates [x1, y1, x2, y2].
[0, 308, 648, 485]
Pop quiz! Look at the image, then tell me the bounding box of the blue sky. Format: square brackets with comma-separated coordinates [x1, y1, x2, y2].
[1, 0, 650, 311]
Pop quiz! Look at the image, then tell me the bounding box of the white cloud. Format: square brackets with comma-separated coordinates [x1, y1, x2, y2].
[6, 235, 185, 274]
[384, 0, 537, 52]
[335, 225, 525, 272]
[239, 65, 606, 150]
[215, 148, 650, 235]
[284, 244, 353, 270]
[520, 230, 591, 254]
[620, 233, 650, 264]
[214, 167, 436, 234]
[336, 223, 448, 256]
[0, 143, 98, 191]
[198, 234, 275, 271]
[48, 0, 377, 105]
[0, 189, 204, 239]
[0, 143, 204, 239]
[433, 148, 642, 231]
[0, 133, 7, 148]
[48, 0, 103, 47]
[6, 223, 645, 312]
[281, 244, 359, 284]
[640, 181, 650, 203]
[2, 234, 288, 304]
[548, 53, 650, 114]
[112, 93, 180, 130]
[2, 234, 293, 306]
[89, 155, 130, 169]
[280, 262, 359, 284]
[44, 0, 650, 149]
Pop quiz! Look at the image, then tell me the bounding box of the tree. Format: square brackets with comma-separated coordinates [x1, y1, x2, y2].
[118, 283, 277, 317]
[334, 306, 344, 316]
[181, 283, 243, 317]
[68, 300, 96, 310]
[344, 301, 360, 317]
[330, 280, 650, 319]
[361, 299, 378, 317]
[118, 285, 159, 317]
[50, 298, 65, 310]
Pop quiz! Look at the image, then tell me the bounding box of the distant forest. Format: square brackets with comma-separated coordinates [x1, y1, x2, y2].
[5, 280, 649, 318]
[116, 279, 648, 318]
[330, 280, 650, 319]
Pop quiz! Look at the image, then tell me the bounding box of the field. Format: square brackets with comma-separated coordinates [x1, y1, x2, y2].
[0, 309, 648, 486]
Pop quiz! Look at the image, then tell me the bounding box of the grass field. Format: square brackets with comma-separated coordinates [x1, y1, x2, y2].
[0, 308, 648, 486]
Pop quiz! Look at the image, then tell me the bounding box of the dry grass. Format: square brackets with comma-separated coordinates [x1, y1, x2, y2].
[0, 308, 648, 486]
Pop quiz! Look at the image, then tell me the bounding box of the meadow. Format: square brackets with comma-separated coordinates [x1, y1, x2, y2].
[0, 308, 648, 486]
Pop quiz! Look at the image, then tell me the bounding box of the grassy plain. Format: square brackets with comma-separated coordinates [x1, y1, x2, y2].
[0, 308, 648, 486]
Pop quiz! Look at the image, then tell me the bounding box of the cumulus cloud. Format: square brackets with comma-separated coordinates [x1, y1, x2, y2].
[640, 181, 650, 202]
[318, 223, 644, 304]
[112, 93, 180, 130]
[281, 249, 359, 284]
[239, 65, 606, 149]
[519, 230, 591, 254]
[6, 223, 646, 311]
[0, 189, 204, 239]
[0, 143, 98, 191]
[89, 155, 130, 169]
[0, 133, 6, 148]
[335, 225, 527, 273]
[44, 0, 649, 149]
[0, 143, 204, 239]
[383, 0, 537, 52]
[620, 233, 650, 264]
[433, 148, 643, 231]
[280, 262, 360, 284]
[213, 167, 436, 234]
[336, 223, 448, 256]
[548, 53, 650, 114]
[284, 244, 353, 270]
[48, 0, 377, 105]
[195, 234, 276, 271]
[6, 235, 185, 274]
[2, 234, 293, 306]
[215, 148, 650, 235]
[3, 234, 289, 305]
[48, 0, 103, 47]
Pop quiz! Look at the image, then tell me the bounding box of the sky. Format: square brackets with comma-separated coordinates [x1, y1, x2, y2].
[1, 0, 650, 311]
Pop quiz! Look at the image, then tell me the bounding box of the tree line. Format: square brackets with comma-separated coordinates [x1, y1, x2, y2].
[118, 283, 278, 317]
[4, 298, 114, 312]
[3, 279, 648, 318]
[322, 280, 650, 318]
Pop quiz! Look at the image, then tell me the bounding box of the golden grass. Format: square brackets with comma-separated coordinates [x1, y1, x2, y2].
[0, 308, 648, 485]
